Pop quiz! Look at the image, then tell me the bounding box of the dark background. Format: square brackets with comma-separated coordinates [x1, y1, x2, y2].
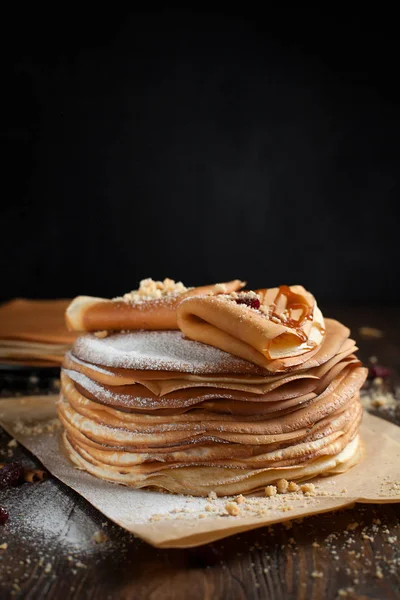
[2, 9, 399, 307]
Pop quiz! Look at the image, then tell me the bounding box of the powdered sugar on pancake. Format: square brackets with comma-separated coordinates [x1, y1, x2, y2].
[72, 331, 265, 375]
[67, 353, 115, 376]
[63, 369, 242, 410]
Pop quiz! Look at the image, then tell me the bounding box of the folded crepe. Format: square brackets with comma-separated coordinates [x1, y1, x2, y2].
[177, 285, 326, 370]
[66, 278, 245, 333]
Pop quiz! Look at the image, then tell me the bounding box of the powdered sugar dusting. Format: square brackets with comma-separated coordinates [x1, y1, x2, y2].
[63, 369, 151, 406]
[72, 331, 264, 375]
[62, 369, 237, 409]
[67, 354, 115, 376]
[63, 369, 163, 409]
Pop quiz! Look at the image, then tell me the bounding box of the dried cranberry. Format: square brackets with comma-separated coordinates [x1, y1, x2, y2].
[235, 298, 261, 310]
[0, 462, 24, 487]
[0, 506, 8, 525]
[368, 365, 392, 379]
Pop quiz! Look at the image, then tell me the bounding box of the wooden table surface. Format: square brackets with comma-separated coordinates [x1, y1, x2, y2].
[0, 307, 399, 600]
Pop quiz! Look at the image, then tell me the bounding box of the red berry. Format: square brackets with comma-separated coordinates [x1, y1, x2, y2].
[235, 298, 261, 310]
[368, 365, 392, 379]
[0, 506, 8, 525]
[0, 462, 24, 487]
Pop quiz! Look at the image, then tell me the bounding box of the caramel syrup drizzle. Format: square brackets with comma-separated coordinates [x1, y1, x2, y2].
[260, 285, 325, 345]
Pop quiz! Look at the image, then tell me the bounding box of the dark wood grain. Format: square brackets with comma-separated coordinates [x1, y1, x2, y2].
[1, 307, 399, 600]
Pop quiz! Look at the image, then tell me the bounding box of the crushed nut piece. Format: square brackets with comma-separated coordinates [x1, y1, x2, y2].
[361, 388, 397, 412]
[213, 283, 228, 294]
[225, 502, 240, 516]
[234, 494, 246, 504]
[288, 481, 299, 492]
[276, 479, 289, 494]
[94, 330, 108, 339]
[265, 485, 278, 497]
[92, 530, 108, 544]
[300, 483, 316, 496]
[372, 396, 390, 407]
[149, 514, 163, 522]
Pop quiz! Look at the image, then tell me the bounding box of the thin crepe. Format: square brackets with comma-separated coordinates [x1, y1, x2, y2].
[66, 280, 244, 332]
[177, 285, 325, 369]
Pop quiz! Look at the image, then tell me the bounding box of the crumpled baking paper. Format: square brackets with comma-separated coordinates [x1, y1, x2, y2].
[0, 395, 399, 548]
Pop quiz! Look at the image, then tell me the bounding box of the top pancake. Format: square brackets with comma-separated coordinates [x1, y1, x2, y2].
[71, 318, 349, 376]
[72, 330, 267, 375]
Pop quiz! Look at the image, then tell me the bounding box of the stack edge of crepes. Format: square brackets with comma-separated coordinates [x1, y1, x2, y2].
[0, 299, 77, 367]
[58, 279, 367, 496]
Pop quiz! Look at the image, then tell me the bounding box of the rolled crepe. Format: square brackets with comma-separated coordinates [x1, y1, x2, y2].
[177, 285, 325, 369]
[66, 279, 245, 332]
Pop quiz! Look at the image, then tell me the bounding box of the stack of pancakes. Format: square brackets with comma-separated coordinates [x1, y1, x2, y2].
[58, 280, 367, 496]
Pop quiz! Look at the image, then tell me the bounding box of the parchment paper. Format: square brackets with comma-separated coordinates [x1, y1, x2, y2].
[0, 395, 399, 548]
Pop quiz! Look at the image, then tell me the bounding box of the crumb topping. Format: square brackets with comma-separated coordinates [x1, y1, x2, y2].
[225, 502, 240, 516]
[311, 570, 323, 579]
[227, 290, 260, 302]
[13, 418, 61, 436]
[276, 479, 289, 494]
[265, 485, 278, 497]
[213, 283, 228, 293]
[288, 481, 300, 492]
[114, 278, 190, 303]
[300, 483, 316, 496]
[234, 494, 246, 504]
[225, 290, 302, 325]
[226, 290, 262, 311]
[94, 330, 109, 339]
[92, 530, 108, 544]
